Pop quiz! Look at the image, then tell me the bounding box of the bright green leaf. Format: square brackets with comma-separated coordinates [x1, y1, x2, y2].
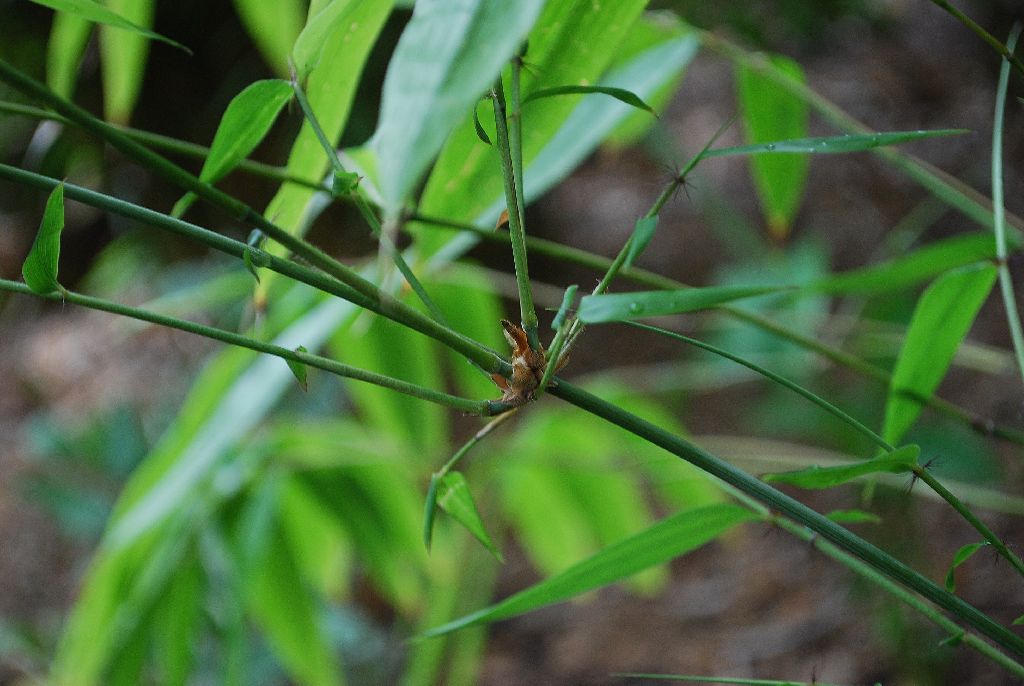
[28, 0, 189, 53]
[703, 129, 968, 160]
[577, 285, 785, 323]
[422, 474, 441, 550]
[330, 171, 360, 196]
[22, 183, 66, 295]
[624, 215, 659, 268]
[172, 79, 293, 217]
[436, 472, 502, 562]
[763, 445, 920, 489]
[232, 0, 304, 76]
[373, 0, 545, 214]
[945, 541, 989, 592]
[825, 509, 883, 524]
[286, 346, 308, 391]
[883, 264, 998, 445]
[809, 232, 1013, 295]
[151, 553, 204, 686]
[1014, 614, 1024, 625]
[98, 0, 155, 124]
[420, 503, 758, 638]
[46, 11, 91, 98]
[524, 85, 655, 114]
[736, 54, 809, 239]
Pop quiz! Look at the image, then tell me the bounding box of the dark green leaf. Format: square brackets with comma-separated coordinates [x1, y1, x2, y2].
[624, 215, 659, 268]
[736, 54, 808, 239]
[524, 85, 655, 114]
[551, 284, 578, 331]
[242, 248, 260, 282]
[763, 445, 920, 489]
[945, 541, 989, 592]
[172, 79, 293, 217]
[420, 503, 758, 638]
[28, 0, 189, 53]
[883, 264, 998, 445]
[940, 631, 966, 647]
[577, 285, 785, 323]
[374, 0, 546, 213]
[22, 183, 66, 295]
[422, 474, 441, 550]
[703, 129, 969, 160]
[436, 472, 502, 561]
[286, 346, 308, 391]
[808, 232, 1012, 295]
[472, 100, 492, 145]
[825, 509, 882, 524]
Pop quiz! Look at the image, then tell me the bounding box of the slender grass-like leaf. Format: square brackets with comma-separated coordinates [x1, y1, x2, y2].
[172, 79, 293, 217]
[736, 54, 808, 239]
[420, 503, 758, 638]
[28, 0, 189, 53]
[436, 472, 502, 561]
[22, 183, 66, 295]
[46, 11, 91, 98]
[703, 129, 969, 160]
[232, 0, 304, 76]
[611, 675, 863, 685]
[373, 0, 545, 214]
[884, 263, 998, 445]
[523, 85, 654, 114]
[422, 474, 441, 550]
[808, 231, 1013, 295]
[624, 215, 659, 268]
[98, 0, 153, 123]
[945, 542, 989, 592]
[577, 285, 784, 323]
[763, 445, 919, 489]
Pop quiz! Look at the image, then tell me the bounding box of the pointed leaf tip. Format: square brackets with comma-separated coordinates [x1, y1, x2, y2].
[286, 346, 309, 391]
[22, 183, 66, 295]
[437, 472, 502, 561]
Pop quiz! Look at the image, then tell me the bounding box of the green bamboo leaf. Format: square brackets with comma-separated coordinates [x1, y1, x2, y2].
[736, 54, 809, 240]
[232, 0, 304, 76]
[472, 100, 492, 146]
[883, 263, 998, 445]
[945, 541, 989, 592]
[763, 445, 920, 489]
[151, 553, 204, 686]
[551, 284, 578, 331]
[422, 473, 441, 550]
[98, 0, 154, 123]
[291, 0, 379, 79]
[373, 0, 545, 214]
[28, 0, 189, 53]
[22, 183, 66, 295]
[577, 285, 785, 323]
[286, 346, 308, 391]
[624, 215, 659, 268]
[1014, 614, 1024, 625]
[172, 79, 293, 217]
[436, 472, 502, 562]
[808, 232, 1013, 295]
[826, 509, 883, 524]
[46, 11, 91, 98]
[420, 503, 758, 638]
[703, 129, 969, 160]
[523, 85, 655, 114]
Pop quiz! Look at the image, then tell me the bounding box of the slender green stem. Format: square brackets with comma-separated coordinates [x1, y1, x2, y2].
[928, 0, 1024, 79]
[628, 320, 1024, 574]
[289, 79, 447, 323]
[0, 163, 511, 379]
[0, 100, 326, 191]
[991, 26, 1024, 386]
[547, 379, 1024, 658]
[0, 279, 492, 415]
[491, 79, 539, 347]
[436, 411, 517, 479]
[509, 54, 528, 271]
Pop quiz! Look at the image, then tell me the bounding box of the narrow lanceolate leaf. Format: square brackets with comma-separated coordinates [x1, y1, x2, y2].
[736, 54, 809, 240]
[172, 79, 293, 217]
[98, 0, 154, 123]
[232, 0, 304, 76]
[22, 183, 66, 295]
[46, 11, 91, 98]
[703, 129, 969, 160]
[436, 472, 502, 561]
[883, 263, 998, 445]
[945, 542, 989, 592]
[826, 509, 882, 524]
[373, 0, 545, 214]
[763, 445, 920, 489]
[286, 346, 308, 391]
[523, 85, 655, 114]
[577, 285, 784, 324]
[28, 0, 189, 53]
[422, 474, 441, 550]
[551, 284, 578, 331]
[420, 503, 759, 638]
[624, 215, 659, 268]
[808, 231, 1013, 296]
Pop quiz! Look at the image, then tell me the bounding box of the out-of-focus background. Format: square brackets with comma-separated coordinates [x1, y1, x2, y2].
[2, 1, 1023, 684]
